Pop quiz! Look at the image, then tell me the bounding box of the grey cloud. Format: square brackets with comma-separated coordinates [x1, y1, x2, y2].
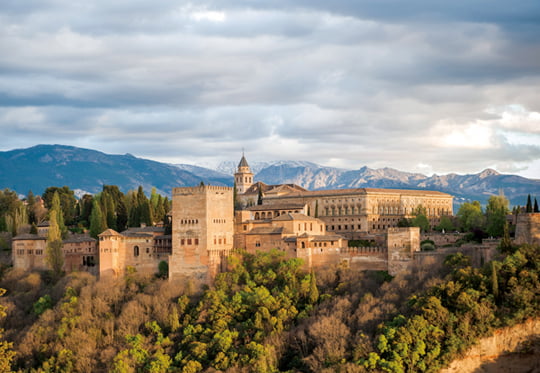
[1, 0, 540, 178]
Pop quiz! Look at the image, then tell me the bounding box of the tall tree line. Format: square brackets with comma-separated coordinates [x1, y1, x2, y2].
[0, 185, 171, 238]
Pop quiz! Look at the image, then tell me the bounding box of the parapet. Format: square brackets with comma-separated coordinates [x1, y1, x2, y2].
[173, 185, 233, 195]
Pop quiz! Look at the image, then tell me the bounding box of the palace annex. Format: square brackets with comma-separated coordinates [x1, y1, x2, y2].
[13, 155, 458, 282]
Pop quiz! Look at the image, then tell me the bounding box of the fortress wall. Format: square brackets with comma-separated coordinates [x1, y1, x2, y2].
[387, 227, 420, 276]
[514, 213, 540, 246]
[421, 232, 465, 246]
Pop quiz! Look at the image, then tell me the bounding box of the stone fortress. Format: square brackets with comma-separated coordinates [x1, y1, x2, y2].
[12, 154, 540, 282]
[99, 154, 454, 282]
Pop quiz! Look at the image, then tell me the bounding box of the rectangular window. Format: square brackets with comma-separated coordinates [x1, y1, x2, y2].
[181, 239, 185, 245]
[187, 239, 192, 245]
[194, 238, 199, 245]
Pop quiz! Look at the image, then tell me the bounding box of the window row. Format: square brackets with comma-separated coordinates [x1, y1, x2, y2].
[180, 238, 199, 246]
[180, 219, 199, 224]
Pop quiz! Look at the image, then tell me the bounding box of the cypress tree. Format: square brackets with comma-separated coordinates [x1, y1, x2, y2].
[526, 194, 532, 212]
[26, 190, 37, 224]
[257, 187, 263, 205]
[46, 210, 64, 277]
[534, 198, 539, 213]
[102, 192, 117, 230]
[491, 261, 499, 300]
[308, 271, 319, 304]
[89, 199, 106, 239]
[50, 192, 67, 238]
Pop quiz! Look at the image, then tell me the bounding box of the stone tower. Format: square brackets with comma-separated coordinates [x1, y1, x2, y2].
[234, 153, 254, 194]
[169, 185, 234, 284]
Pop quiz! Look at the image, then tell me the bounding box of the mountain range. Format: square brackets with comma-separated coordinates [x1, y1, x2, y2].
[1, 144, 539, 207]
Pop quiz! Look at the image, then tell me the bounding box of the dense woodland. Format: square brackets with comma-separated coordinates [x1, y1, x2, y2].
[0, 185, 171, 244]
[0, 242, 537, 372]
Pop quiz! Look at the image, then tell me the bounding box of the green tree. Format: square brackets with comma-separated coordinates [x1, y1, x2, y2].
[89, 199, 107, 238]
[26, 190, 37, 224]
[411, 205, 430, 233]
[46, 212, 64, 278]
[77, 194, 94, 227]
[0, 189, 21, 233]
[0, 288, 15, 372]
[499, 221, 513, 253]
[101, 191, 117, 230]
[485, 195, 509, 237]
[456, 201, 485, 232]
[42, 186, 77, 226]
[525, 194, 532, 213]
[103, 185, 128, 231]
[50, 192, 67, 238]
[534, 198, 539, 213]
[436, 215, 455, 232]
[257, 187, 263, 206]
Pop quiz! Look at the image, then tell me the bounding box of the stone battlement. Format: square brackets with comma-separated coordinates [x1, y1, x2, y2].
[173, 185, 233, 195]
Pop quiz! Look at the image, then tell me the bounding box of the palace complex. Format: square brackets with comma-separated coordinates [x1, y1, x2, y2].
[13, 154, 537, 283]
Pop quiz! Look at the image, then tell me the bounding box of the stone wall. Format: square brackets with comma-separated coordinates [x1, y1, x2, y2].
[514, 213, 540, 246]
[12, 236, 47, 271]
[387, 227, 420, 276]
[421, 232, 465, 247]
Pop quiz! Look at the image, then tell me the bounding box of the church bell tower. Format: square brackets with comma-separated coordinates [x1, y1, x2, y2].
[234, 153, 254, 194]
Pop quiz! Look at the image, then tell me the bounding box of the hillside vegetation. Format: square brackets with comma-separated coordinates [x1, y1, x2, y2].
[0, 243, 537, 372]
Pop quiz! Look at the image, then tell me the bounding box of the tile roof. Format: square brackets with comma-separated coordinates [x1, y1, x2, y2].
[63, 234, 96, 243]
[12, 234, 46, 241]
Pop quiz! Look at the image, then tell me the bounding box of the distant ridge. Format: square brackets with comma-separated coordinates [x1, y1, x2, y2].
[0, 145, 539, 206]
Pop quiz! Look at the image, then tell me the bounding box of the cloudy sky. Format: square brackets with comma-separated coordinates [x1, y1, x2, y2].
[1, 1, 540, 178]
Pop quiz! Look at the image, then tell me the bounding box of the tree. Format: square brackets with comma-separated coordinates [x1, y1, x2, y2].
[485, 195, 509, 237]
[42, 186, 77, 226]
[499, 221, 513, 253]
[436, 215, 455, 232]
[46, 211, 64, 278]
[78, 194, 94, 227]
[525, 194, 532, 213]
[101, 192, 117, 230]
[257, 187, 263, 206]
[456, 201, 485, 232]
[89, 199, 107, 239]
[50, 192, 67, 238]
[534, 198, 539, 213]
[26, 190, 37, 224]
[0, 288, 15, 372]
[411, 205, 429, 233]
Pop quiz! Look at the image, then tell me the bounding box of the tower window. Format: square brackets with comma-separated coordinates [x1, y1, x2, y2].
[134, 246, 139, 257]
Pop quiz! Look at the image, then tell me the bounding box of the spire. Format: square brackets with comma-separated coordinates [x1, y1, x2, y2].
[238, 154, 250, 169]
[235, 152, 254, 194]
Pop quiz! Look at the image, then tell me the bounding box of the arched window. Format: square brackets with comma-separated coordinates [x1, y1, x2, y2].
[134, 246, 139, 257]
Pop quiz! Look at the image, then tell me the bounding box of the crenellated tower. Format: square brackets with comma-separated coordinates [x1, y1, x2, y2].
[234, 153, 254, 194]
